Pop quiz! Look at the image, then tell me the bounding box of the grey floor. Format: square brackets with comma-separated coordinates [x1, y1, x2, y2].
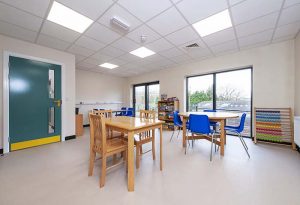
[1, 128, 300, 205]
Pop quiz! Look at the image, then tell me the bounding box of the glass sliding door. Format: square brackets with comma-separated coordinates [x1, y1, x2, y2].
[133, 81, 160, 116]
[216, 69, 252, 137]
[187, 74, 213, 111]
[186, 67, 252, 137]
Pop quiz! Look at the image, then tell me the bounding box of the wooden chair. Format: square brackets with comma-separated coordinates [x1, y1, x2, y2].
[88, 114, 127, 188]
[135, 110, 156, 169]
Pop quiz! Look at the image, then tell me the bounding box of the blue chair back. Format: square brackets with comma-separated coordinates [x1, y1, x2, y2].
[173, 111, 182, 126]
[120, 107, 127, 115]
[203, 109, 216, 112]
[237, 113, 247, 133]
[189, 114, 211, 135]
[125, 108, 134, 116]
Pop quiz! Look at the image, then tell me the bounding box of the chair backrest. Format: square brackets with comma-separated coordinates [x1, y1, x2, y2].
[120, 107, 127, 115]
[126, 108, 134, 116]
[139, 110, 156, 119]
[189, 114, 211, 135]
[237, 113, 247, 133]
[203, 109, 216, 112]
[89, 114, 106, 153]
[93, 109, 112, 118]
[173, 111, 182, 126]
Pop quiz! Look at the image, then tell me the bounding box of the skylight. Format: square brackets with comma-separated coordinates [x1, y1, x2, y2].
[192, 9, 232, 37]
[99, 63, 119, 69]
[47, 1, 93, 33]
[129, 47, 156, 58]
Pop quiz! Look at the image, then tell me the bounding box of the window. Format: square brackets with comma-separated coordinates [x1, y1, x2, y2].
[186, 68, 252, 137]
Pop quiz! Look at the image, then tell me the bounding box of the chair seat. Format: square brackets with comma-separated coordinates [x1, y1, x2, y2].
[93, 138, 127, 154]
[225, 125, 239, 132]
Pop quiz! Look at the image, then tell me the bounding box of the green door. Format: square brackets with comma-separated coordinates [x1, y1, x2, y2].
[9, 56, 62, 151]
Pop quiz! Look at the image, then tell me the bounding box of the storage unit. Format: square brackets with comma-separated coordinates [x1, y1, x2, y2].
[158, 100, 179, 130]
[76, 114, 83, 136]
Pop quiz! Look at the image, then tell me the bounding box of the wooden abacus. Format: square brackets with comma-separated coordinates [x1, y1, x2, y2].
[254, 107, 295, 149]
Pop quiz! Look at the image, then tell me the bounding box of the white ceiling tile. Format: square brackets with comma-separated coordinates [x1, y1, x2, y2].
[284, 0, 300, 8]
[180, 39, 207, 50]
[74, 54, 86, 63]
[278, 4, 300, 26]
[272, 34, 295, 43]
[0, 0, 51, 18]
[0, 20, 37, 42]
[75, 35, 106, 51]
[57, 0, 114, 20]
[202, 28, 236, 46]
[118, 53, 141, 62]
[127, 25, 161, 44]
[109, 58, 128, 66]
[99, 46, 126, 57]
[41, 21, 81, 42]
[146, 38, 173, 52]
[90, 52, 114, 61]
[170, 0, 182, 3]
[185, 47, 212, 59]
[229, 0, 245, 6]
[236, 12, 279, 37]
[98, 4, 142, 34]
[85, 22, 121, 44]
[118, 0, 172, 22]
[240, 40, 270, 50]
[210, 40, 238, 54]
[147, 7, 188, 36]
[0, 2, 43, 31]
[273, 21, 300, 39]
[170, 54, 192, 64]
[239, 29, 273, 48]
[165, 26, 199, 46]
[159, 47, 185, 58]
[68, 44, 95, 57]
[231, 0, 283, 25]
[144, 54, 165, 63]
[77, 61, 96, 69]
[110, 37, 140, 52]
[83, 57, 103, 65]
[37, 34, 70, 50]
[176, 0, 228, 24]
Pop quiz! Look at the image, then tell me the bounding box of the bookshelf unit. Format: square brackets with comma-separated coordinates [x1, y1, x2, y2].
[158, 100, 179, 130]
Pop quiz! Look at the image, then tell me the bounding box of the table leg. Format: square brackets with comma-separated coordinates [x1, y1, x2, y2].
[220, 119, 225, 156]
[182, 117, 187, 148]
[160, 125, 163, 171]
[127, 131, 134, 192]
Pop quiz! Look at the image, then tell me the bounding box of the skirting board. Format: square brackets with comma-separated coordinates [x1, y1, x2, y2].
[65, 135, 76, 140]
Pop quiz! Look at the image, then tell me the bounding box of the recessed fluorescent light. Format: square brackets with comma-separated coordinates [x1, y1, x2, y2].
[130, 47, 156, 58]
[47, 1, 93, 33]
[99, 63, 119, 69]
[192, 9, 232, 37]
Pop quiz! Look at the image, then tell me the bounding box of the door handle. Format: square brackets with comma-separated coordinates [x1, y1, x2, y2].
[54, 100, 62, 107]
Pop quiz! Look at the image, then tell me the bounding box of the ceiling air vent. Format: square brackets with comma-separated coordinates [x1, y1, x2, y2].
[185, 43, 199, 48]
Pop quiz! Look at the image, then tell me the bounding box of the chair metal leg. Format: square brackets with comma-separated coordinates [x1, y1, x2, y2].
[176, 129, 181, 138]
[170, 128, 175, 142]
[241, 137, 248, 150]
[238, 133, 250, 158]
[210, 134, 213, 161]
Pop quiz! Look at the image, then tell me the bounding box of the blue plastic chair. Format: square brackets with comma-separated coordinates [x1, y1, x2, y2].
[225, 113, 250, 158]
[188, 114, 216, 161]
[125, 108, 134, 117]
[116, 107, 127, 116]
[170, 111, 189, 142]
[203, 109, 219, 128]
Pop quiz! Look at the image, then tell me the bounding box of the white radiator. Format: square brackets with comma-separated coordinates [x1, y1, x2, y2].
[295, 116, 300, 146]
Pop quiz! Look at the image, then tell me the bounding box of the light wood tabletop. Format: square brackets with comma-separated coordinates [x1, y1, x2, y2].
[179, 112, 239, 156]
[104, 116, 164, 192]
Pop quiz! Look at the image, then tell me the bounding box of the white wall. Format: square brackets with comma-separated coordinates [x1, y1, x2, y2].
[126, 40, 295, 113]
[295, 33, 300, 116]
[0, 34, 75, 150]
[75, 69, 127, 124]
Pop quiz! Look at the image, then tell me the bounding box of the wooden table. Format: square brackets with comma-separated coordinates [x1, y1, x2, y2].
[179, 112, 239, 156]
[105, 116, 164, 192]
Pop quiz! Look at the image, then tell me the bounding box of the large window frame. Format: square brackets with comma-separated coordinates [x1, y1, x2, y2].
[133, 81, 160, 116]
[186, 67, 253, 138]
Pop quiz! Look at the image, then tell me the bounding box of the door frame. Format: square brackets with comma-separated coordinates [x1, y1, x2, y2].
[132, 81, 159, 116]
[3, 51, 66, 154]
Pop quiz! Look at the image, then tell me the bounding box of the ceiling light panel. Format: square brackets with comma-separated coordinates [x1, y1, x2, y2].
[99, 63, 119, 69]
[192, 9, 232, 37]
[47, 1, 93, 33]
[130, 47, 156, 58]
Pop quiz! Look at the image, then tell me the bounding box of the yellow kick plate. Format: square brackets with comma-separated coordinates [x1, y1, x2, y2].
[11, 135, 60, 151]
